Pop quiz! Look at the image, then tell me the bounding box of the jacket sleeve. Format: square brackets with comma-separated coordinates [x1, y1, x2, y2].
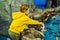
[25, 16, 40, 24]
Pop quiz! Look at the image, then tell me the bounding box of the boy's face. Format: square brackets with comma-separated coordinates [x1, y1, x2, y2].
[25, 9, 30, 15]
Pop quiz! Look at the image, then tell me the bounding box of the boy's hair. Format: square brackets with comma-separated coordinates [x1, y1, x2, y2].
[20, 3, 29, 13]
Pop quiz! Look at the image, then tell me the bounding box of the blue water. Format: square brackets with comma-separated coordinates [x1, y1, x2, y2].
[44, 15, 60, 40]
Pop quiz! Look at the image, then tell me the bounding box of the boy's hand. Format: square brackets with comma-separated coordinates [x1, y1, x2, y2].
[39, 22, 45, 32]
[39, 22, 43, 24]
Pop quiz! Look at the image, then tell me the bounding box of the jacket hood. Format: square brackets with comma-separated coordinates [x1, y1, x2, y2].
[12, 12, 24, 19]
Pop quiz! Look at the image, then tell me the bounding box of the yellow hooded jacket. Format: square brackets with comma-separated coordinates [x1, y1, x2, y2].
[9, 12, 40, 34]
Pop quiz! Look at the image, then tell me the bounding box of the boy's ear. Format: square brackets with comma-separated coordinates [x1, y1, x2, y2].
[22, 8, 27, 12]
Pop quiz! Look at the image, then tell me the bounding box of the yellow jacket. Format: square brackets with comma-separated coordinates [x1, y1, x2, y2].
[9, 12, 40, 34]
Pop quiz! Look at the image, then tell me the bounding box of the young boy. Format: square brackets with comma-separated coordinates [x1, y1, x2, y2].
[8, 3, 44, 40]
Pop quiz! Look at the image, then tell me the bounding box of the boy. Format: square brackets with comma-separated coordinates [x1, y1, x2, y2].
[8, 3, 44, 40]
